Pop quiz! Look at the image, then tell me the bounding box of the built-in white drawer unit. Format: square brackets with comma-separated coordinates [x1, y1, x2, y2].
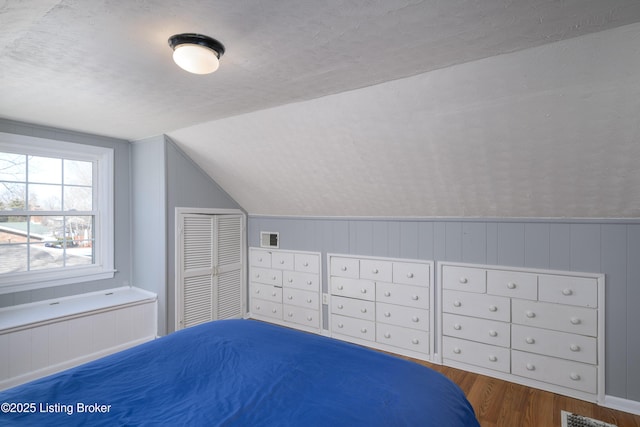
[438, 261, 604, 404]
[249, 248, 322, 333]
[328, 253, 434, 361]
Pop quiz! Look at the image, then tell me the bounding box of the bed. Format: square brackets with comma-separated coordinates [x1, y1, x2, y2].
[0, 319, 479, 426]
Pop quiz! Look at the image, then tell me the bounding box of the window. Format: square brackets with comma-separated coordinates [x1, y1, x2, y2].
[0, 133, 114, 293]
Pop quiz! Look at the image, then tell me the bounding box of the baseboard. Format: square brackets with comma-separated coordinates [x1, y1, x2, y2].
[603, 395, 640, 416]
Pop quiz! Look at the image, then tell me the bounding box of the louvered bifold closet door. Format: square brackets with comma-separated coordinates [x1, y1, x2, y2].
[213, 215, 244, 320]
[181, 215, 214, 328]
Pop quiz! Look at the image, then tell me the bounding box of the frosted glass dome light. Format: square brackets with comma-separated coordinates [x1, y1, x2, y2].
[168, 33, 225, 75]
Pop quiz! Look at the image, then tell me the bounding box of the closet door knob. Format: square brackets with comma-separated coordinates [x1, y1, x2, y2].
[407, 273, 414, 278]
[562, 288, 573, 296]
[570, 317, 581, 325]
[570, 344, 580, 352]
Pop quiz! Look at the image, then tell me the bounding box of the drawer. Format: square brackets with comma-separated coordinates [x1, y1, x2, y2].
[376, 282, 428, 310]
[283, 305, 320, 328]
[511, 324, 597, 364]
[330, 257, 359, 278]
[283, 288, 319, 310]
[442, 313, 510, 348]
[250, 283, 282, 303]
[443, 290, 510, 322]
[251, 267, 282, 286]
[442, 265, 486, 293]
[376, 323, 429, 354]
[250, 249, 271, 267]
[512, 299, 597, 337]
[251, 299, 282, 320]
[331, 314, 375, 342]
[443, 336, 510, 373]
[331, 277, 375, 301]
[487, 270, 537, 300]
[376, 302, 429, 331]
[360, 259, 393, 282]
[271, 252, 294, 270]
[393, 261, 430, 287]
[283, 271, 320, 292]
[538, 275, 598, 308]
[512, 350, 597, 394]
[295, 253, 319, 274]
[331, 295, 375, 321]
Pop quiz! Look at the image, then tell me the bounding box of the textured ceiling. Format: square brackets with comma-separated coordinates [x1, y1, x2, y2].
[1, 1, 640, 217]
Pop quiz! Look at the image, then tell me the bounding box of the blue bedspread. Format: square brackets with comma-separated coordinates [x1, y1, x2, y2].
[0, 319, 479, 426]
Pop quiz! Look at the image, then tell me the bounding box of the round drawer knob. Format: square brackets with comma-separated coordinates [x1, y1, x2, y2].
[306, 280, 312, 285]
[488, 330, 497, 337]
[337, 304, 344, 309]
[360, 288, 367, 294]
[488, 355, 497, 362]
[570, 317, 581, 325]
[337, 285, 344, 290]
[384, 333, 391, 339]
[453, 348, 461, 354]
[525, 337, 535, 344]
[306, 316, 313, 321]
[287, 295, 293, 300]
[384, 291, 391, 297]
[372, 268, 379, 274]
[288, 278, 293, 283]
[274, 309, 280, 314]
[526, 310, 536, 318]
[287, 312, 293, 317]
[341, 266, 347, 271]
[303, 262, 309, 267]
[570, 344, 580, 352]
[507, 282, 516, 289]
[488, 305, 498, 312]
[407, 272, 414, 278]
[526, 363, 535, 371]
[453, 301, 462, 307]
[279, 260, 284, 264]
[272, 276, 277, 280]
[258, 257, 263, 262]
[337, 323, 344, 328]
[411, 316, 419, 323]
[411, 339, 419, 345]
[411, 295, 419, 301]
[562, 288, 573, 296]
[255, 274, 260, 278]
[306, 298, 312, 303]
[459, 277, 468, 284]
[255, 289, 260, 294]
[255, 305, 261, 310]
[453, 324, 462, 330]
[361, 308, 367, 313]
[570, 373, 581, 381]
[384, 312, 391, 317]
[360, 328, 367, 333]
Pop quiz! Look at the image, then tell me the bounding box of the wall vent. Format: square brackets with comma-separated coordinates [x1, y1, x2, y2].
[561, 411, 617, 427]
[260, 231, 279, 249]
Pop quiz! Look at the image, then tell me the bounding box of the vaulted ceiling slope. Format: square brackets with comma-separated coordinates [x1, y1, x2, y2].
[2, 1, 640, 217]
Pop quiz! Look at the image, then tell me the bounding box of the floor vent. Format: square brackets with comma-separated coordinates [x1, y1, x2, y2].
[561, 410, 617, 427]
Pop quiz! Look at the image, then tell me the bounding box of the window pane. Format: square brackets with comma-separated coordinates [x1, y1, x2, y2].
[64, 186, 92, 211]
[64, 159, 92, 186]
[0, 152, 26, 181]
[31, 241, 64, 271]
[29, 156, 61, 184]
[0, 216, 28, 241]
[29, 183, 62, 210]
[0, 183, 26, 211]
[0, 243, 27, 273]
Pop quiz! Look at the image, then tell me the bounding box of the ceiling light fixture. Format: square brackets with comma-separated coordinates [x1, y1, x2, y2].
[168, 33, 225, 74]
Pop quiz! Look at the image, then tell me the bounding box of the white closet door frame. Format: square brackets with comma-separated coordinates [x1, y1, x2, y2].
[175, 208, 246, 331]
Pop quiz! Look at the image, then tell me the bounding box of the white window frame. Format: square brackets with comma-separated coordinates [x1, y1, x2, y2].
[0, 132, 115, 294]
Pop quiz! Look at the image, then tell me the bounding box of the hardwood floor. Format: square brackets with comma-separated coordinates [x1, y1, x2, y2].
[410, 359, 640, 427]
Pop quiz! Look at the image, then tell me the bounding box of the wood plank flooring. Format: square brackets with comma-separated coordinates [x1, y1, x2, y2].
[409, 359, 640, 427]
